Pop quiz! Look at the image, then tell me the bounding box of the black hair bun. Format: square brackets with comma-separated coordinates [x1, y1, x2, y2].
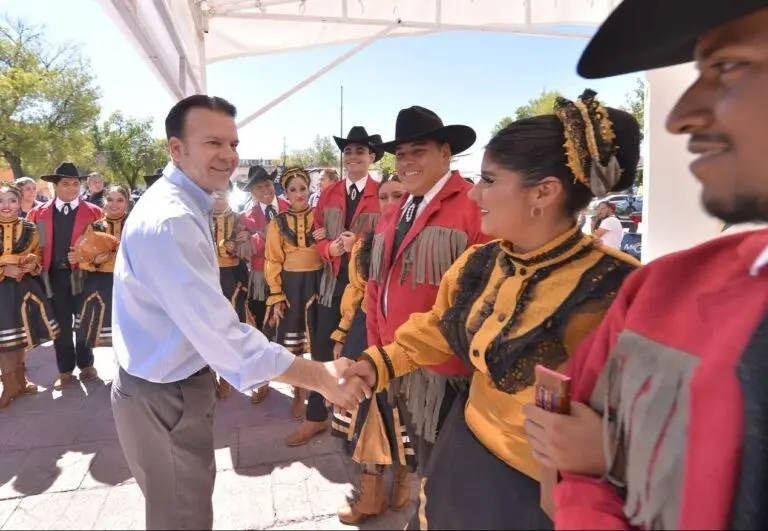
[604, 107, 641, 192]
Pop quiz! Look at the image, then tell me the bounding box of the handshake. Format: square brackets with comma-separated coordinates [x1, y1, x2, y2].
[319, 357, 377, 411]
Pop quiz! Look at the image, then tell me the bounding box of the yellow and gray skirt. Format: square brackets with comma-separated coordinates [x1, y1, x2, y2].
[76, 271, 114, 347]
[263, 269, 322, 355]
[331, 308, 417, 470]
[0, 275, 59, 353]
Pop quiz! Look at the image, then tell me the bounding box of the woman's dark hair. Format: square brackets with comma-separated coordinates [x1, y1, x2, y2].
[106, 184, 132, 215]
[281, 167, 310, 190]
[380, 173, 400, 186]
[356, 229, 376, 282]
[0, 181, 22, 202]
[485, 94, 640, 217]
[323, 168, 340, 181]
[107, 184, 131, 201]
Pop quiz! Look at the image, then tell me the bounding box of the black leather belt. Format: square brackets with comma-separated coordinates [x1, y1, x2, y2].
[191, 366, 210, 377]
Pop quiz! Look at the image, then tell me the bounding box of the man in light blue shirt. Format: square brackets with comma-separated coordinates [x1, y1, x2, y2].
[110, 95, 370, 531]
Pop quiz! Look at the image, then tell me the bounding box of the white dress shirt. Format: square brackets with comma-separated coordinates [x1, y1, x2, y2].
[396, 171, 451, 223]
[112, 164, 296, 388]
[259, 197, 279, 216]
[345, 175, 368, 197]
[384, 170, 452, 313]
[55, 196, 81, 212]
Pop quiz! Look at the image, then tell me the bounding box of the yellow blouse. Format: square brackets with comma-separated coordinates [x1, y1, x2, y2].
[0, 219, 42, 281]
[212, 208, 240, 268]
[79, 215, 126, 274]
[265, 207, 323, 306]
[331, 237, 367, 344]
[364, 226, 640, 482]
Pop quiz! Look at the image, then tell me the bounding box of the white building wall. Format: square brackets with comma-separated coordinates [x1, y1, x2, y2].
[642, 64, 723, 262]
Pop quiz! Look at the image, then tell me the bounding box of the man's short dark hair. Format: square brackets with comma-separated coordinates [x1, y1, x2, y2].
[165, 95, 237, 140]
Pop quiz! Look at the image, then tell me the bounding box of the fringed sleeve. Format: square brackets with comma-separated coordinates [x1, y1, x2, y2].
[363, 246, 475, 393]
[264, 220, 287, 306]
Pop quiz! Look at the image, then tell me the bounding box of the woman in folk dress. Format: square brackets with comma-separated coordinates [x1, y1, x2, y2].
[263, 167, 324, 431]
[0, 181, 59, 409]
[75, 184, 130, 349]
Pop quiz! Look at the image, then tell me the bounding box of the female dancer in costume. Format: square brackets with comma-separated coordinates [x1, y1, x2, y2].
[345, 91, 642, 529]
[212, 182, 253, 398]
[330, 174, 414, 524]
[263, 168, 323, 426]
[0, 181, 59, 409]
[75, 184, 130, 349]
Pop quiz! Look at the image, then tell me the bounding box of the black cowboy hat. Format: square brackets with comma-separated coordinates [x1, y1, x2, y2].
[333, 126, 384, 163]
[379, 106, 476, 155]
[40, 162, 86, 184]
[240, 165, 277, 191]
[578, 0, 768, 79]
[144, 167, 164, 188]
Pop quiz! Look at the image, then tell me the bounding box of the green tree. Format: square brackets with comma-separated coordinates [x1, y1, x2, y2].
[621, 77, 645, 186]
[284, 150, 312, 169]
[515, 89, 564, 120]
[376, 152, 396, 178]
[311, 135, 340, 167]
[89, 111, 168, 190]
[284, 135, 340, 168]
[490, 116, 513, 137]
[491, 89, 564, 137]
[0, 17, 101, 179]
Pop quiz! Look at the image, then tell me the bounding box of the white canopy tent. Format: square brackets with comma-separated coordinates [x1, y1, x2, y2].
[97, 0, 723, 261]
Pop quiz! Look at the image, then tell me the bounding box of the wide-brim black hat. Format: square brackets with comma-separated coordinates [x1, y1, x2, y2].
[240, 165, 277, 191]
[41, 162, 86, 183]
[578, 0, 768, 79]
[379, 106, 476, 156]
[144, 168, 164, 187]
[333, 126, 384, 163]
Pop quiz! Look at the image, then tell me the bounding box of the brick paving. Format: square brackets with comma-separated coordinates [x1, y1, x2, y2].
[0, 344, 415, 530]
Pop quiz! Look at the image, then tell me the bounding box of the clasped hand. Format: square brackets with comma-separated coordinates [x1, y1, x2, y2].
[321, 359, 377, 411]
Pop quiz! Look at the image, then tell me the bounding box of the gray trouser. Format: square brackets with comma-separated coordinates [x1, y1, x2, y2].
[111, 367, 217, 530]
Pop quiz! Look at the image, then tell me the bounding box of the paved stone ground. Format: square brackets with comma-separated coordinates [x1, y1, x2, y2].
[0, 344, 416, 530]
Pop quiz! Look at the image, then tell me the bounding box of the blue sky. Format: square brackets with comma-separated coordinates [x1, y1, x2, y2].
[5, 0, 640, 160]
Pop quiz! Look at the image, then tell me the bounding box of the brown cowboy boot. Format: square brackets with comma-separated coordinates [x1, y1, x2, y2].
[15, 361, 38, 395]
[290, 387, 306, 419]
[285, 419, 328, 446]
[338, 472, 389, 524]
[53, 372, 74, 390]
[251, 384, 268, 404]
[0, 373, 20, 410]
[80, 366, 99, 380]
[391, 465, 411, 511]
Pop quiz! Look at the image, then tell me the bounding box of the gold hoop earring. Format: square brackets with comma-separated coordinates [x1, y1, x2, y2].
[530, 206, 544, 219]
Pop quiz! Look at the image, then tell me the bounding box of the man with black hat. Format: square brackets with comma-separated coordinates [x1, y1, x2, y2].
[238, 165, 290, 403]
[27, 162, 103, 387]
[337, 107, 487, 522]
[520, 2, 768, 530]
[288, 126, 384, 447]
